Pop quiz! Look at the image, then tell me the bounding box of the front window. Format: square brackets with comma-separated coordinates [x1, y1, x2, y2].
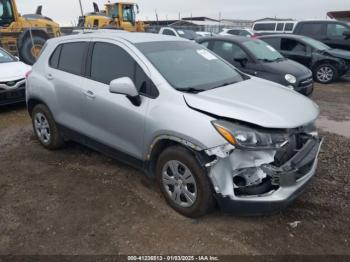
[327, 23, 349, 37]
[122, 5, 135, 24]
[242, 39, 284, 62]
[301, 37, 330, 51]
[0, 0, 14, 26]
[136, 41, 245, 92]
[0, 48, 15, 63]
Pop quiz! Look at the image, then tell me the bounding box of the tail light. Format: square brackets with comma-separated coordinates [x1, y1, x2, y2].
[25, 70, 32, 79]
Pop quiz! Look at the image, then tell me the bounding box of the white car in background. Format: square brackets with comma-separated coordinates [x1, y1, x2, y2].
[0, 48, 31, 106]
[196, 31, 215, 37]
[159, 27, 198, 40]
[219, 28, 261, 38]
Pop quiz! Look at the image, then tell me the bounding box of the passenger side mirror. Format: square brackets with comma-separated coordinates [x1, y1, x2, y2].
[109, 77, 141, 106]
[343, 31, 350, 39]
[234, 57, 248, 67]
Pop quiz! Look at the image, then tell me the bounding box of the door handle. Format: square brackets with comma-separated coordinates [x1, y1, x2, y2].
[84, 90, 96, 99]
[46, 73, 54, 80]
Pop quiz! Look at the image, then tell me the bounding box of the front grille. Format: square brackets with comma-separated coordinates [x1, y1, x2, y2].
[0, 87, 25, 103]
[0, 78, 25, 87]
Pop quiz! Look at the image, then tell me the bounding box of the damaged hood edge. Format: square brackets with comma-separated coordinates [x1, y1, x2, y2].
[184, 77, 320, 129]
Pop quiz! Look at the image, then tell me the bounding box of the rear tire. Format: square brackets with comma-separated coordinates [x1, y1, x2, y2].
[20, 35, 46, 65]
[32, 104, 64, 150]
[313, 63, 338, 84]
[156, 146, 215, 218]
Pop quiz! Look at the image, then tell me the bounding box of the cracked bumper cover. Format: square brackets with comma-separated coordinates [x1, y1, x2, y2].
[211, 137, 323, 215]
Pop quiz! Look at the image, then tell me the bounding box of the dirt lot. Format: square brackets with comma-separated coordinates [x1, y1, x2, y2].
[0, 81, 349, 255]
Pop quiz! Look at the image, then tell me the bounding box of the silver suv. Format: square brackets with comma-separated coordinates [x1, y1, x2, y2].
[26, 32, 322, 217]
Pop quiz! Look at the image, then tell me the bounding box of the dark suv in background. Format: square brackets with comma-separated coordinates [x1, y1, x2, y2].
[293, 20, 350, 51]
[260, 34, 350, 84]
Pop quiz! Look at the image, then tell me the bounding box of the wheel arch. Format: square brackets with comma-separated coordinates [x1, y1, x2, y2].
[27, 97, 50, 117]
[145, 136, 213, 177]
[311, 59, 341, 71]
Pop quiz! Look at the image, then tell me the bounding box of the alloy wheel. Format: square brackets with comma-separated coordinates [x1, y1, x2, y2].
[162, 160, 197, 208]
[317, 66, 334, 83]
[34, 113, 51, 144]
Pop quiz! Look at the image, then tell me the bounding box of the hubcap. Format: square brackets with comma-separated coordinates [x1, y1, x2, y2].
[162, 160, 197, 208]
[34, 113, 51, 144]
[317, 66, 334, 82]
[31, 44, 43, 58]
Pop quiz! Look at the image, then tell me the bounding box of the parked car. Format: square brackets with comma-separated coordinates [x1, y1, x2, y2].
[197, 35, 314, 96]
[259, 34, 350, 83]
[293, 20, 350, 51]
[253, 20, 297, 35]
[159, 27, 198, 40]
[0, 48, 31, 106]
[220, 28, 261, 38]
[27, 32, 322, 217]
[196, 31, 215, 37]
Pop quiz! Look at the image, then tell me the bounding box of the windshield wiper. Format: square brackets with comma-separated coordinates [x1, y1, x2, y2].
[177, 87, 206, 94]
[211, 81, 236, 90]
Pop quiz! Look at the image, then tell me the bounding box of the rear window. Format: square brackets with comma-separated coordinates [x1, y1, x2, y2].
[58, 42, 88, 75]
[285, 23, 294, 31]
[276, 23, 284, 31]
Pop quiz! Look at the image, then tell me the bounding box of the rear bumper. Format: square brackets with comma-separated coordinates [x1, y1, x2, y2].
[216, 137, 323, 215]
[0, 86, 26, 106]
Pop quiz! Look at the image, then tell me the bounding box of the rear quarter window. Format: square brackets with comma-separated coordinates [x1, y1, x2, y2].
[49, 45, 62, 69]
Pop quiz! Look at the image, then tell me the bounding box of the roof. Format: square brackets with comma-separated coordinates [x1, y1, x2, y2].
[182, 17, 219, 22]
[258, 34, 305, 39]
[197, 35, 253, 43]
[327, 11, 350, 21]
[52, 32, 187, 44]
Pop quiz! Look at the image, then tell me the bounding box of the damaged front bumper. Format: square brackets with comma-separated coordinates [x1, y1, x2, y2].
[206, 136, 323, 215]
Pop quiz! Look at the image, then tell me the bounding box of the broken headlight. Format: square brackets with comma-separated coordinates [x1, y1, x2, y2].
[212, 120, 289, 150]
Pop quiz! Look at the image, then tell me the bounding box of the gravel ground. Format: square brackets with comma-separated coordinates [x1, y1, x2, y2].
[0, 82, 349, 255]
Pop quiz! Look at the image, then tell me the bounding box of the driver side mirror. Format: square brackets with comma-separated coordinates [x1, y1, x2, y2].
[343, 30, 350, 39]
[234, 57, 248, 67]
[109, 77, 141, 106]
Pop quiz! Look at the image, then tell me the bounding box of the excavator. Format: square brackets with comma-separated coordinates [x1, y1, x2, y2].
[0, 0, 61, 65]
[78, 1, 145, 32]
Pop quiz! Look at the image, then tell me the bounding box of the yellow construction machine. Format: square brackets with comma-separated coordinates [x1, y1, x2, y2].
[0, 0, 61, 65]
[78, 1, 145, 32]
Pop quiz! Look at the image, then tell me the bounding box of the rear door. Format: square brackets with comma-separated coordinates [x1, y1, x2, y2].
[325, 23, 350, 50]
[80, 40, 152, 160]
[46, 41, 89, 130]
[297, 22, 326, 42]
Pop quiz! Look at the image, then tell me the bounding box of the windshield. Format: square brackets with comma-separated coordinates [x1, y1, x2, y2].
[0, 48, 15, 63]
[243, 39, 284, 62]
[176, 30, 198, 40]
[301, 37, 330, 51]
[136, 41, 245, 92]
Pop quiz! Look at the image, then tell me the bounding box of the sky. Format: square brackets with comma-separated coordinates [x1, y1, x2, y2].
[16, 0, 350, 26]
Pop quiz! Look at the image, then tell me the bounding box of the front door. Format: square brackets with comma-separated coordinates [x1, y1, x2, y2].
[80, 41, 150, 160]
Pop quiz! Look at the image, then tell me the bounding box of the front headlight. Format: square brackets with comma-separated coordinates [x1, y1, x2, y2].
[212, 120, 289, 149]
[285, 74, 297, 84]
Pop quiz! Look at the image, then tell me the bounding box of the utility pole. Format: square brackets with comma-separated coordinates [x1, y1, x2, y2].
[78, 0, 84, 17]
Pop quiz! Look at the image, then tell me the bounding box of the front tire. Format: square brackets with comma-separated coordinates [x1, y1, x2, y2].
[156, 146, 215, 218]
[313, 63, 338, 84]
[20, 35, 46, 65]
[32, 104, 64, 150]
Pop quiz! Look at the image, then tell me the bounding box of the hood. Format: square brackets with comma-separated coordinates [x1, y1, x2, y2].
[0, 62, 31, 82]
[324, 49, 350, 60]
[260, 59, 311, 78]
[184, 78, 320, 129]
